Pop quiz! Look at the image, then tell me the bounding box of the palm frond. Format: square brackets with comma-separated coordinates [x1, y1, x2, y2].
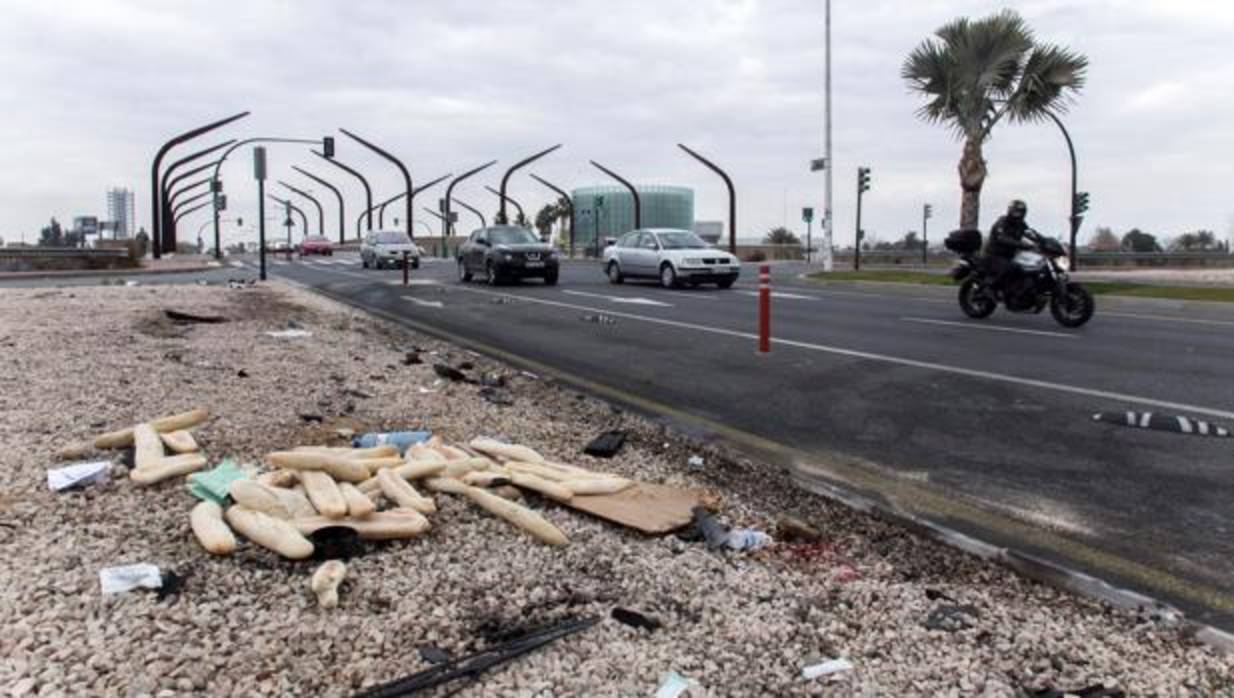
[1006, 43, 1089, 123]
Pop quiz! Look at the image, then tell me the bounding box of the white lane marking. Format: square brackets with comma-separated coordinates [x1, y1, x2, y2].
[562, 290, 672, 307]
[444, 283, 1234, 421]
[737, 290, 818, 300]
[1103, 311, 1234, 329]
[1178, 416, 1193, 434]
[1140, 412, 1153, 428]
[901, 316, 1077, 339]
[402, 296, 444, 308]
[386, 279, 441, 286]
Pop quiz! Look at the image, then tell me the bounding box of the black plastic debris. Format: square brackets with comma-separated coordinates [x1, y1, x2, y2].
[924, 603, 980, 632]
[164, 309, 228, 325]
[402, 352, 423, 366]
[236, 369, 249, 378]
[309, 527, 364, 561]
[584, 430, 626, 458]
[433, 364, 471, 383]
[925, 588, 958, 603]
[1029, 684, 1125, 698]
[417, 645, 450, 665]
[156, 569, 189, 601]
[1093, 411, 1230, 437]
[299, 414, 325, 423]
[458, 361, 475, 371]
[611, 607, 661, 632]
[354, 616, 598, 698]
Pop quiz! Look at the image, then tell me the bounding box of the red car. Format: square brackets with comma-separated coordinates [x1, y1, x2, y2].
[299, 236, 334, 256]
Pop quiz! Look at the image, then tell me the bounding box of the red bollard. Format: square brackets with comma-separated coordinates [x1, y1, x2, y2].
[758, 264, 771, 353]
[402, 251, 409, 286]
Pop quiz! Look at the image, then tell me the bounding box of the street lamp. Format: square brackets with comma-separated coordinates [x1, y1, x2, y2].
[373, 173, 451, 233]
[452, 197, 487, 232]
[529, 173, 574, 255]
[485, 186, 525, 224]
[339, 128, 414, 240]
[269, 195, 309, 240]
[314, 150, 373, 236]
[173, 201, 211, 226]
[172, 190, 213, 217]
[149, 111, 249, 258]
[293, 166, 345, 245]
[444, 160, 498, 245]
[677, 144, 736, 255]
[1042, 110, 1082, 270]
[160, 139, 237, 252]
[167, 177, 213, 209]
[278, 181, 325, 236]
[497, 145, 561, 224]
[589, 161, 640, 230]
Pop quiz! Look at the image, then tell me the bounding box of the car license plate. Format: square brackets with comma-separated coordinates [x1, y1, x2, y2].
[525, 261, 545, 268]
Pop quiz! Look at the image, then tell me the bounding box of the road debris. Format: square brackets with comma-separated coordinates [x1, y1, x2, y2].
[47, 460, 110, 491]
[310, 560, 347, 608]
[924, 603, 981, 632]
[265, 329, 312, 338]
[801, 657, 854, 680]
[654, 671, 702, 698]
[433, 363, 471, 383]
[99, 563, 162, 594]
[775, 515, 823, 543]
[687, 454, 704, 469]
[584, 429, 626, 458]
[1027, 684, 1126, 698]
[187, 458, 248, 504]
[611, 607, 661, 631]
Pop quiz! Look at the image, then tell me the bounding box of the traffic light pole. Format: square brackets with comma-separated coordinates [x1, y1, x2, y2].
[1043, 110, 1080, 270]
[922, 204, 931, 267]
[854, 183, 863, 272]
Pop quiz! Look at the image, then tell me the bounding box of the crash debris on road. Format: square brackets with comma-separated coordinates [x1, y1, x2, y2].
[1, 282, 1231, 696]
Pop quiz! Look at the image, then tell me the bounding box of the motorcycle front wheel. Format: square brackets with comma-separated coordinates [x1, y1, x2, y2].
[958, 279, 997, 319]
[1050, 282, 1094, 328]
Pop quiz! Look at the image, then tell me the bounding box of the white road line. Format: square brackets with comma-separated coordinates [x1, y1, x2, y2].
[901, 316, 1077, 339]
[229, 261, 248, 269]
[562, 290, 672, 307]
[1103, 311, 1234, 329]
[444, 283, 1234, 421]
[402, 296, 444, 308]
[737, 290, 818, 300]
[386, 279, 442, 286]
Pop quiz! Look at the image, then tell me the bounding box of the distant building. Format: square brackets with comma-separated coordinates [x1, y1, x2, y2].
[72, 216, 100, 241]
[693, 220, 723, 244]
[571, 185, 693, 250]
[106, 188, 135, 238]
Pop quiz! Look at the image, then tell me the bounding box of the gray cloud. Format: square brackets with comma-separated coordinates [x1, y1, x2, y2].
[1, 0, 1230, 248]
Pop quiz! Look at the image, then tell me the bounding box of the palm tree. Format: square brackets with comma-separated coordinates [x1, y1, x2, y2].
[902, 10, 1087, 230]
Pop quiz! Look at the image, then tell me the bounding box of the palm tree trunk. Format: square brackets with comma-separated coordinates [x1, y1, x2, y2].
[958, 136, 987, 230]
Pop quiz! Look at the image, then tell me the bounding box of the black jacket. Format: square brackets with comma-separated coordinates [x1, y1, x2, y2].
[984, 216, 1033, 258]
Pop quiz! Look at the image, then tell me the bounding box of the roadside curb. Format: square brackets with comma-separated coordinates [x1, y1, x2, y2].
[0, 262, 220, 281]
[275, 276, 1234, 654]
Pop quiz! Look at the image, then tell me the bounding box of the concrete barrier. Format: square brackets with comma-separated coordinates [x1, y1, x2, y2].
[0, 247, 138, 273]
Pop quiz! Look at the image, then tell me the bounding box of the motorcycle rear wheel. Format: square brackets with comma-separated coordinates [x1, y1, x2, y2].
[958, 279, 997, 319]
[1050, 282, 1094, 328]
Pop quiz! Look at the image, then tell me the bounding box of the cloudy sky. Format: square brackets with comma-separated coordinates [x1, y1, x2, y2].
[1, 0, 1231, 248]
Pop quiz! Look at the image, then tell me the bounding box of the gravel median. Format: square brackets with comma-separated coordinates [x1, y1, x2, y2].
[0, 281, 1230, 697]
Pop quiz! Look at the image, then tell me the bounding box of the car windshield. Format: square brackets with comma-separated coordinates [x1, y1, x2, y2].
[376, 232, 410, 244]
[655, 231, 707, 249]
[489, 228, 538, 245]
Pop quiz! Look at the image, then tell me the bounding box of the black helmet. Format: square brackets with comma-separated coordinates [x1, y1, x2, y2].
[1008, 200, 1027, 220]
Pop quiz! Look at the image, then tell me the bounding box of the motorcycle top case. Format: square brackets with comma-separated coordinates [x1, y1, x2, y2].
[944, 229, 983, 255]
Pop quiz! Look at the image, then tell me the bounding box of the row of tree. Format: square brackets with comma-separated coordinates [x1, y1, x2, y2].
[1088, 227, 1228, 253]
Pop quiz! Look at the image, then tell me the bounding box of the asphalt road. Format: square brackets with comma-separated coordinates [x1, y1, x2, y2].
[12, 253, 1234, 629]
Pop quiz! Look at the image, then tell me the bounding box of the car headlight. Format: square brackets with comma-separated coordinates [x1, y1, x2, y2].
[501, 252, 513, 261]
[683, 258, 703, 266]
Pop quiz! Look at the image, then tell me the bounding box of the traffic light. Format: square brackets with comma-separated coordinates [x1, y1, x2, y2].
[924, 203, 933, 220]
[858, 167, 871, 193]
[236, 217, 243, 227]
[216, 194, 227, 211]
[211, 178, 223, 193]
[322, 136, 335, 159]
[1074, 191, 1090, 215]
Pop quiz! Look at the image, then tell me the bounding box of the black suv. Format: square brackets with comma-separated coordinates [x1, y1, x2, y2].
[457, 225, 559, 285]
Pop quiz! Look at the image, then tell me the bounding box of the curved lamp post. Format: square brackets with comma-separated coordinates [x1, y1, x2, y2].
[160, 138, 237, 252]
[269, 195, 309, 239]
[529, 173, 574, 255]
[173, 201, 211, 226]
[374, 173, 451, 233]
[444, 160, 498, 249]
[172, 189, 213, 217]
[168, 177, 213, 209]
[314, 150, 372, 236]
[485, 186, 524, 222]
[150, 111, 249, 258]
[497, 145, 560, 224]
[589, 160, 641, 231]
[278, 181, 325, 236]
[293, 166, 345, 244]
[1043, 110, 1081, 270]
[166, 158, 224, 204]
[339, 128, 413, 239]
[453, 197, 486, 232]
[209, 136, 326, 260]
[678, 144, 736, 254]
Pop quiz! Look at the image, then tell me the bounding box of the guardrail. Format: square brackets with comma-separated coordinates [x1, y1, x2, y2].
[1, 246, 136, 272]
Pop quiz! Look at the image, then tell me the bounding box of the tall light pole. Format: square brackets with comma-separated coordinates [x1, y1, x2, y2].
[452, 197, 487, 232]
[444, 159, 498, 242]
[529, 173, 574, 254]
[339, 128, 413, 240]
[278, 181, 324, 236]
[293, 166, 345, 244]
[498, 145, 561, 224]
[823, 0, 834, 271]
[485, 186, 525, 224]
[314, 150, 373, 236]
[677, 144, 736, 254]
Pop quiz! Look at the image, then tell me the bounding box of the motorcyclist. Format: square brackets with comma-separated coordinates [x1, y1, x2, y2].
[983, 200, 1040, 294]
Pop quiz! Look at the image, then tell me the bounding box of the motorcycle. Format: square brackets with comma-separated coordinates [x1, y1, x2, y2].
[944, 228, 1094, 329]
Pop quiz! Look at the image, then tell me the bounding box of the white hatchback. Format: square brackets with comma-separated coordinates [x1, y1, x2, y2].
[602, 229, 740, 288]
[361, 229, 421, 270]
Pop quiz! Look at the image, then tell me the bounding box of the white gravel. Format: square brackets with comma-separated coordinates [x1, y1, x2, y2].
[0, 281, 1230, 697]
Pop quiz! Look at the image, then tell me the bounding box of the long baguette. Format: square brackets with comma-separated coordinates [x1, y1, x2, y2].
[462, 471, 513, 488]
[273, 486, 317, 518]
[339, 483, 377, 519]
[508, 473, 573, 502]
[225, 505, 314, 559]
[133, 423, 165, 471]
[441, 457, 495, 479]
[468, 438, 545, 464]
[357, 461, 446, 495]
[292, 445, 399, 459]
[557, 477, 634, 496]
[293, 509, 431, 540]
[130, 454, 208, 485]
[190, 501, 236, 555]
[433, 444, 471, 461]
[376, 468, 436, 514]
[160, 430, 199, 454]
[265, 452, 369, 482]
[505, 461, 574, 482]
[94, 408, 209, 449]
[257, 469, 298, 488]
[300, 470, 348, 519]
[406, 444, 446, 463]
[229, 480, 292, 519]
[426, 478, 567, 546]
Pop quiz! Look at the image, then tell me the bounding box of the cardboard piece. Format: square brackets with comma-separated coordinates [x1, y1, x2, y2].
[563, 482, 700, 534]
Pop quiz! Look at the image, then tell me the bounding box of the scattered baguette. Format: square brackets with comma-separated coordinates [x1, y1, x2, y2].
[339, 483, 377, 519]
[469, 438, 544, 464]
[257, 469, 298, 488]
[406, 444, 446, 463]
[190, 501, 236, 555]
[273, 486, 317, 518]
[357, 461, 446, 495]
[229, 480, 292, 519]
[300, 470, 348, 519]
[293, 445, 399, 459]
[377, 468, 436, 514]
[94, 408, 209, 449]
[558, 477, 634, 496]
[133, 423, 165, 471]
[426, 478, 567, 546]
[462, 471, 513, 488]
[266, 452, 369, 483]
[441, 457, 495, 479]
[310, 560, 347, 609]
[433, 444, 471, 461]
[293, 509, 431, 540]
[505, 462, 574, 482]
[160, 430, 199, 454]
[225, 505, 314, 559]
[508, 472, 573, 502]
[130, 454, 208, 485]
